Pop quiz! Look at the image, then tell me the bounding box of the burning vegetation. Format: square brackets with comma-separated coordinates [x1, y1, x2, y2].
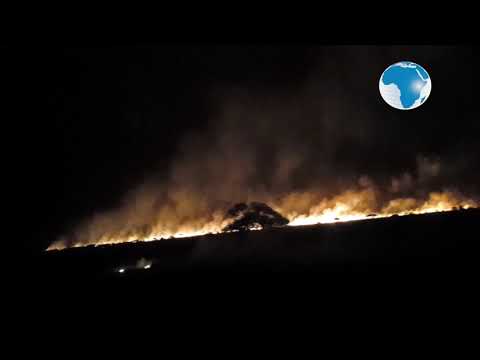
[48, 185, 477, 251]
[223, 202, 289, 232]
[46, 59, 478, 251]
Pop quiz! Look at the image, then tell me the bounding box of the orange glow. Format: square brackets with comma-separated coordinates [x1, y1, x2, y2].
[284, 190, 476, 227]
[47, 189, 477, 251]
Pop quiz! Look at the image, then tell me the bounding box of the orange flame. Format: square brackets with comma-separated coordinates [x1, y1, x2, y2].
[284, 190, 476, 227]
[47, 188, 477, 251]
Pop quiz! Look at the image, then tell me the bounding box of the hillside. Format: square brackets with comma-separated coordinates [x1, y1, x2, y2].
[35, 208, 479, 282]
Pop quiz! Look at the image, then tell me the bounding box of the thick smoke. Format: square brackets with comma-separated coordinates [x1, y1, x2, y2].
[51, 46, 478, 249]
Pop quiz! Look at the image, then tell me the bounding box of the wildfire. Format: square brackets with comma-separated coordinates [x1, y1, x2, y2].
[47, 188, 477, 251]
[286, 191, 476, 227]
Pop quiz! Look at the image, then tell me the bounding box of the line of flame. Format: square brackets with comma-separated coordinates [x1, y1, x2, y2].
[47, 191, 477, 251]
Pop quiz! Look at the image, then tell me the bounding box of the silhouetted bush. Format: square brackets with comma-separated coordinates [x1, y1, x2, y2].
[223, 202, 289, 232]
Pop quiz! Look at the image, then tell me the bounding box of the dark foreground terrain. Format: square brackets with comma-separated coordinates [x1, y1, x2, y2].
[31, 209, 478, 283]
[14, 210, 478, 340]
[13, 208, 478, 320]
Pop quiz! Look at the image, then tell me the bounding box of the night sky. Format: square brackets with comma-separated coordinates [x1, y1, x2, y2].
[9, 45, 477, 252]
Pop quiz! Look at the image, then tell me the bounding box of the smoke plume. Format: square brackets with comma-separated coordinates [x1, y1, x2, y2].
[50, 46, 478, 249]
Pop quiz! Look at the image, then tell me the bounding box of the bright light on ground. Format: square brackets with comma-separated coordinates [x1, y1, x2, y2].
[118, 268, 125, 273]
[136, 257, 153, 269]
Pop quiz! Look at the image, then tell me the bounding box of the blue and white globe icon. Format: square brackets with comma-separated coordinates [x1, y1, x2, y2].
[379, 61, 431, 110]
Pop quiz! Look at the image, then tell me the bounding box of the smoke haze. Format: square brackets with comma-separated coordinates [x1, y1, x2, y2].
[49, 46, 478, 249]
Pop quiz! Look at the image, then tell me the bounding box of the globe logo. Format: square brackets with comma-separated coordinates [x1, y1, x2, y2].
[379, 61, 431, 110]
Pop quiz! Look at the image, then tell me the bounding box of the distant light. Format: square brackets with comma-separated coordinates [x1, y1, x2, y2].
[144, 264, 151, 269]
[118, 268, 125, 273]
